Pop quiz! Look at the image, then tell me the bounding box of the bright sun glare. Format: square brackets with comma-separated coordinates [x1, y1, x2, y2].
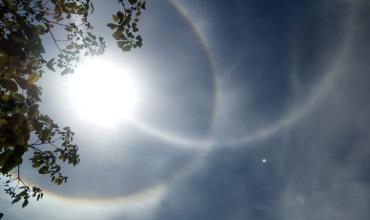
[67, 58, 139, 127]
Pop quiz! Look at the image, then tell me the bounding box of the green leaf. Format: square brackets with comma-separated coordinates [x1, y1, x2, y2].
[13, 35, 25, 43]
[0, 150, 12, 168]
[36, 25, 47, 34]
[27, 85, 42, 102]
[13, 112, 27, 123]
[27, 73, 40, 84]
[66, 44, 74, 50]
[106, 23, 118, 30]
[39, 166, 49, 174]
[22, 199, 28, 208]
[12, 197, 21, 204]
[46, 58, 55, 72]
[112, 31, 126, 40]
[56, 178, 64, 185]
[15, 135, 27, 146]
[61, 67, 73, 75]
[2, 0, 13, 8]
[14, 76, 30, 90]
[0, 78, 18, 92]
[32, 162, 41, 168]
[129, 0, 138, 4]
[10, 93, 24, 102]
[116, 11, 124, 21]
[0, 118, 7, 126]
[28, 104, 39, 117]
[1, 154, 22, 174]
[112, 14, 118, 22]
[0, 95, 9, 102]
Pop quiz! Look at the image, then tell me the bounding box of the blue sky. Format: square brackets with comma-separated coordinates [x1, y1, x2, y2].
[2, 0, 370, 219]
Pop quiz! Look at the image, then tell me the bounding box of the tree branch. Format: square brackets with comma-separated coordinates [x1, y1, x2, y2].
[47, 28, 63, 55]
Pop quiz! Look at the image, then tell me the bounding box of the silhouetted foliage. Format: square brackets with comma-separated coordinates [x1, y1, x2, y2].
[0, 0, 145, 213]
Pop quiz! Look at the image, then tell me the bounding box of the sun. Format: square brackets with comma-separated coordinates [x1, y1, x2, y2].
[67, 58, 140, 127]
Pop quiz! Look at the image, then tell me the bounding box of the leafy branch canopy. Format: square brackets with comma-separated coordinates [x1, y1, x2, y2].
[0, 0, 145, 210]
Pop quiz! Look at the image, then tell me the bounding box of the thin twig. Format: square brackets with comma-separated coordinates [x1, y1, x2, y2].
[44, 19, 69, 27]
[29, 145, 42, 152]
[48, 29, 63, 55]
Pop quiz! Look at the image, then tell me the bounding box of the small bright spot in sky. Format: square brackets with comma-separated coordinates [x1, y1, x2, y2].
[67, 58, 140, 127]
[262, 158, 267, 163]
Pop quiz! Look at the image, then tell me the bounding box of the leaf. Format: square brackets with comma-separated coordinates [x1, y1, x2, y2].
[10, 93, 24, 102]
[0, 118, 7, 126]
[1, 154, 22, 174]
[12, 112, 27, 123]
[2, 0, 13, 8]
[61, 67, 73, 75]
[14, 76, 30, 90]
[66, 44, 74, 50]
[106, 23, 118, 30]
[1, 95, 9, 102]
[13, 35, 25, 43]
[117, 40, 130, 48]
[27, 73, 40, 84]
[0, 150, 12, 168]
[39, 166, 49, 174]
[28, 104, 39, 117]
[0, 78, 18, 92]
[112, 30, 125, 40]
[36, 25, 47, 34]
[16, 134, 27, 146]
[32, 162, 41, 168]
[40, 129, 51, 142]
[22, 199, 28, 208]
[122, 45, 132, 51]
[46, 58, 55, 72]
[56, 178, 64, 185]
[129, 0, 138, 4]
[12, 197, 21, 204]
[116, 11, 124, 21]
[27, 85, 42, 102]
[112, 14, 118, 22]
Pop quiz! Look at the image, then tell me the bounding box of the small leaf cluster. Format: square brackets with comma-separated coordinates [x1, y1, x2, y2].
[108, 0, 146, 51]
[2, 174, 43, 208]
[43, 0, 106, 74]
[31, 126, 80, 185]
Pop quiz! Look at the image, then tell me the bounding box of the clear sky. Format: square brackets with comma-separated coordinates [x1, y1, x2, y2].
[2, 0, 370, 219]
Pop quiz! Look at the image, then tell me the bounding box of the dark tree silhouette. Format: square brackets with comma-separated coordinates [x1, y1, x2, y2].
[0, 0, 146, 213]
